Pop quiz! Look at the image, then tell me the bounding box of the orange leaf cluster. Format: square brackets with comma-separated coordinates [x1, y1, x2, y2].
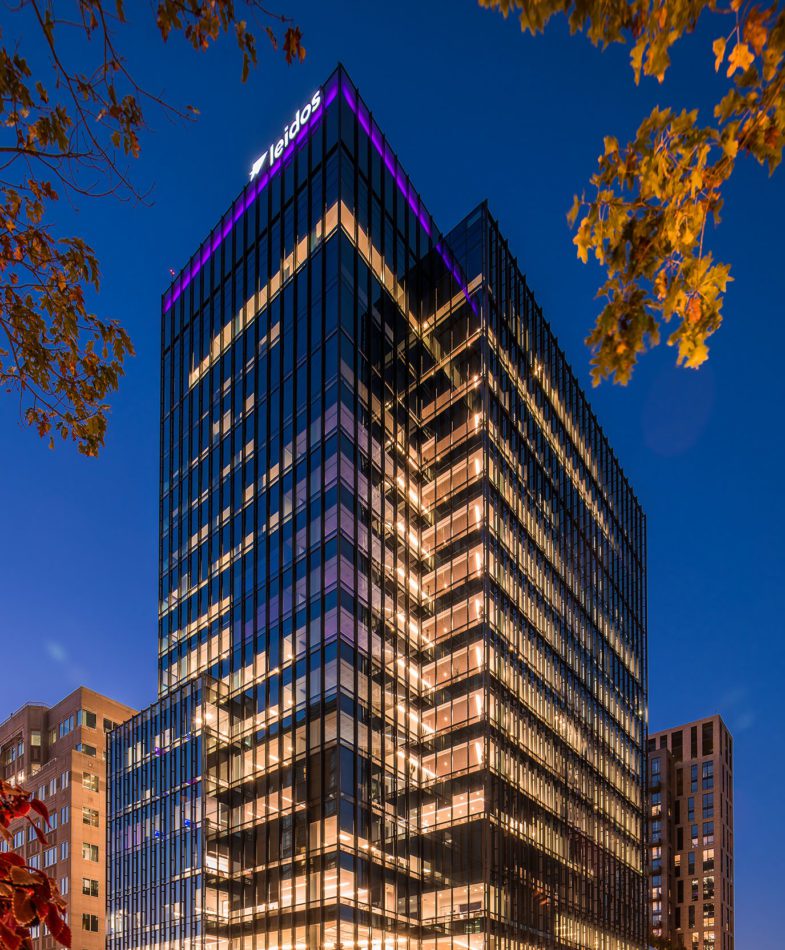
[481, 0, 785, 381]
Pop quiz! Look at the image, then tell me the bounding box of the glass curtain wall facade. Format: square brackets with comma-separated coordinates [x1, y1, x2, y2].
[108, 65, 648, 950]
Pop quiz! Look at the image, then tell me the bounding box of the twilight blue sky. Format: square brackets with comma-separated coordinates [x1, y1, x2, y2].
[1, 3, 783, 944]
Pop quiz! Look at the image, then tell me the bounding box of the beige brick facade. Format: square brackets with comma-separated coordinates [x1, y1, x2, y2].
[1, 687, 135, 950]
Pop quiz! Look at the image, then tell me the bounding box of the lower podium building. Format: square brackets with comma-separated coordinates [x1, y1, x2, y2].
[107, 67, 649, 950]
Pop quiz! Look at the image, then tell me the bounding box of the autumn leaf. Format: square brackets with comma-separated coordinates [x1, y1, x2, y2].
[9, 868, 38, 888]
[726, 41, 754, 76]
[574, 220, 592, 264]
[566, 194, 583, 227]
[744, 7, 768, 56]
[283, 26, 305, 64]
[685, 296, 702, 323]
[12, 892, 36, 927]
[480, 0, 785, 381]
[45, 904, 70, 945]
[1, 1, 305, 453]
[713, 37, 726, 71]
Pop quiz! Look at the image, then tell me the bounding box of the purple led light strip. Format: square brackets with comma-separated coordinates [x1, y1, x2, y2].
[164, 83, 338, 314]
[341, 85, 477, 315]
[164, 76, 476, 316]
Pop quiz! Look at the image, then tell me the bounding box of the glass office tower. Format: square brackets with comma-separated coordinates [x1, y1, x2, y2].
[107, 66, 648, 950]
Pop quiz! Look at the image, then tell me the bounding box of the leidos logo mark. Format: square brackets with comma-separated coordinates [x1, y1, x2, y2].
[249, 90, 322, 180]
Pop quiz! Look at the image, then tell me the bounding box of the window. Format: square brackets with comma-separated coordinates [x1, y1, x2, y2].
[60, 842, 68, 861]
[48, 728, 57, 746]
[82, 772, 99, 792]
[703, 820, 714, 846]
[60, 806, 69, 824]
[13, 830, 24, 849]
[58, 716, 74, 738]
[703, 848, 715, 872]
[703, 792, 714, 818]
[59, 877, 68, 896]
[688, 851, 696, 875]
[702, 721, 714, 755]
[703, 760, 715, 790]
[30, 731, 41, 747]
[43, 847, 57, 868]
[688, 796, 695, 821]
[671, 730, 683, 762]
[82, 843, 99, 862]
[103, 718, 116, 732]
[690, 764, 698, 792]
[82, 807, 99, 827]
[691, 879, 699, 901]
[691, 824, 699, 848]
[29, 854, 40, 869]
[76, 743, 97, 758]
[81, 914, 99, 933]
[82, 878, 99, 897]
[60, 771, 69, 790]
[77, 710, 97, 729]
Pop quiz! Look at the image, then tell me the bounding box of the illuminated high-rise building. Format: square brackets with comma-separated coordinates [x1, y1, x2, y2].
[107, 66, 649, 950]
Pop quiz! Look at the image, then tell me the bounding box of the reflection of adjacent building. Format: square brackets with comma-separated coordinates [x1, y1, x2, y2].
[647, 716, 734, 950]
[107, 65, 649, 950]
[0, 688, 135, 950]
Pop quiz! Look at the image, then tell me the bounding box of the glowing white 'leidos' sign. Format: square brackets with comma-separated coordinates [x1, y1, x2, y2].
[249, 90, 322, 180]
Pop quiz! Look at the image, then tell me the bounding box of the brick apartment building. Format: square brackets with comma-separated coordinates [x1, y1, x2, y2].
[648, 715, 734, 950]
[0, 687, 135, 950]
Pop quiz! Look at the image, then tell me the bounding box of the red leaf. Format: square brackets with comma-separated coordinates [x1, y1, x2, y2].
[27, 801, 48, 824]
[45, 906, 70, 948]
[1, 853, 25, 868]
[12, 891, 36, 927]
[25, 818, 48, 847]
[0, 916, 23, 950]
